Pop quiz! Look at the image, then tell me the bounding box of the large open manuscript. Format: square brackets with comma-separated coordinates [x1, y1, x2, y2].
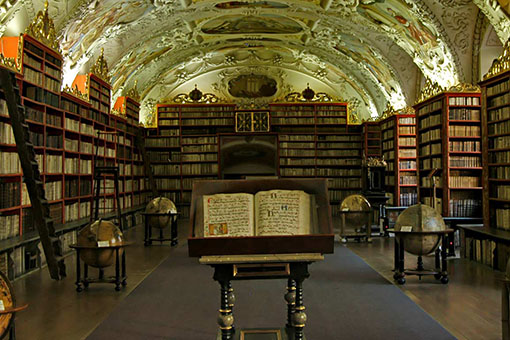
[203, 190, 311, 237]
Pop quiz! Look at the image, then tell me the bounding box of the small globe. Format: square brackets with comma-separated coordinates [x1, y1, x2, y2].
[394, 204, 446, 256]
[145, 197, 177, 229]
[77, 219, 124, 268]
[340, 194, 371, 230]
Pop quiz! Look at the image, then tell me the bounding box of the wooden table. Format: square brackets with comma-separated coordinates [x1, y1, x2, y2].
[389, 229, 453, 285]
[200, 253, 324, 340]
[70, 242, 132, 292]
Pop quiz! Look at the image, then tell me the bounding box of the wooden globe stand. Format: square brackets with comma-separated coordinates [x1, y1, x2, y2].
[0, 271, 27, 340]
[70, 242, 132, 292]
[141, 212, 179, 246]
[389, 229, 453, 285]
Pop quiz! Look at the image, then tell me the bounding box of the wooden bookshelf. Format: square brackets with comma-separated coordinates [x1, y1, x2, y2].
[415, 91, 482, 217]
[0, 33, 147, 279]
[481, 69, 510, 230]
[380, 112, 417, 206]
[362, 121, 381, 158]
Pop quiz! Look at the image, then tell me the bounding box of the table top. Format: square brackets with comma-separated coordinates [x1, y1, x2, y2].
[69, 241, 133, 249]
[387, 228, 454, 235]
[199, 253, 324, 265]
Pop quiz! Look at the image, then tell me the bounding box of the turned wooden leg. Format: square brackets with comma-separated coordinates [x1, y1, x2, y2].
[115, 248, 121, 291]
[228, 282, 235, 333]
[75, 249, 83, 292]
[218, 280, 234, 340]
[171, 217, 178, 246]
[285, 279, 296, 329]
[440, 235, 449, 284]
[393, 237, 399, 279]
[122, 249, 127, 286]
[397, 238, 406, 284]
[292, 279, 307, 340]
[144, 217, 149, 246]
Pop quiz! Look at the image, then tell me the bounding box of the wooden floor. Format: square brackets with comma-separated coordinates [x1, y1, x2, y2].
[11, 222, 502, 340]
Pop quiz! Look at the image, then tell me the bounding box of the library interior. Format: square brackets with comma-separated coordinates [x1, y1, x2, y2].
[0, 1, 510, 339]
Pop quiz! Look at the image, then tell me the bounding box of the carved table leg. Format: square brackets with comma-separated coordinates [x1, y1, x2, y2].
[285, 279, 296, 329]
[228, 282, 235, 334]
[396, 238, 406, 285]
[122, 249, 127, 286]
[292, 278, 307, 340]
[218, 280, 234, 340]
[75, 249, 83, 292]
[115, 248, 121, 291]
[171, 217, 178, 246]
[440, 235, 449, 284]
[434, 247, 441, 280]
[393, 237, 399, 279]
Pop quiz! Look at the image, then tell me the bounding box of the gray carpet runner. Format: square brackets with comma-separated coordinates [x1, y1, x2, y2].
[87, 244, 456, 339]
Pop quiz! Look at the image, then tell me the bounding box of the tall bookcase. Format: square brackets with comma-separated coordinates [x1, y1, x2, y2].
[362, 121, 381, 158]
[380, 111, 417, 206]
[0, 33, 146, 279]
[415, 89, 482, 217]
[146, 103, 236, 217]
[481, 69, 510, 230]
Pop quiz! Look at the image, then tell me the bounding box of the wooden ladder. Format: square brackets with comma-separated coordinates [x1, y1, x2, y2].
[137, 129, 158, 197]
[0, 68, 65, 280]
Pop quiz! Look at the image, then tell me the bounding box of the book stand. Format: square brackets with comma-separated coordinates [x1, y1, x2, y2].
[188, 179, 334, 340]
[70, 242, 132, 292]
[389, 229, 453, 284]
[141, 212, 179, 246]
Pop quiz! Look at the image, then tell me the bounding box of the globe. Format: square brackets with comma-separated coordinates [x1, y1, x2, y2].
[394, 204, 446, 256]
[145, 197, 177, 229]
[77, 219, 124, 268]
[340, 194, 371, 231]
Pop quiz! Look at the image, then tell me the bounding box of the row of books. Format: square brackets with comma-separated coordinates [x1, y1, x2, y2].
[419, 115, 441, 129]
[47, 113, 61, 127]
[449, 141, 480, 152]
[400, 137, 416, 146]
[280, 158, 314, 166]
[49, 202, 62, 224]
[386, 163, 394, 171]
[24, 67, 43, 86]
[382, 130, 394, 139]
[181, 163, 218, 175]
[399, 126, 415, 134]
[316, 142, 362, 149]
[0, 182, 20, 209]
[44, 75, 60, 93]
[488, 106, 510, 122]
[419, 142, 441, 156]
[146, 137, 181, 148]
[29, 131, 43, 146]
[382, 141, 394, 150]
[280, 149, 315, 157]
[496, 186, 510, 200]
[381, 121, 394, 130]
[25, 86, 59, 108]
[0, 122, 15, 144]
[279, 142, 314, 149]
[182, 145, 217, 153]
[489, 166, 510, 178]
[399, 160, 416, 169]
[400, 174, 417, 185]
[329, 190, 359, 202]
[495, 209, 510, 230]
[0, 153, 21, 174]
[154, 178, 181, 190]
[422, 176, 443, 187]
[280, 168, 315, 176]
[317, 149, 359, 157]
[399, 149, 416, 158]
[181, 153, 218, 162]
[64, 139, 79, 152]
[399, 117, 416, 124]
[383, 150, 394, 160]
[448, 96, 480, 106]
[316, 158, 361, 166]
[422, 197, 442, 214]
[317, 135, 361, 142]
[159, 120, 179, 126]
[272, 117, 314, 125]
[488, 119, 510, 135]
[328, 178, 361, 188]
[449, 156, 481, 168]
[487, 79, 510, 96]
[449, 176, 480, 188]
[448, 125, 480, 137]
[489, 151, 510, 163]
[24, 54, 42, 69]
[449, 199, 481, 217]
[45, 181, 62, 201]
[25, 106, 44, 122]
[182, 136, 218, 144]
[385, 176, 395, 185]
[181, 118, 234, 126]
[316, 117, 347, 124]
[421, 157, 442, 170]
[46, 135, 63, 149]
[316, 168, 361, 176]
[449, 108, 480, 121]
[464, 237, 496, 268]
[279, 135, 314, 141]
[400, 193, 418, 206]
[420, 129, 441, 143]
[417, 101, 442, 115]
[65, 202, 80, 222]
[152, 164, 180, 176]
[488, 92, 510, 108]
[65, 117, 80, 132]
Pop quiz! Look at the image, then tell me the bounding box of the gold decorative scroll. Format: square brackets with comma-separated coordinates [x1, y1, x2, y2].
[90, 48, 110, 84]
[364, 157, 387, 167]
[172, 92, 220, 104]
[235, 111, 270, 132]
[399, 106, 416, 115]
[125, 80, 140, 102]
[448, 83, 481, 93]
[0, 35, 23, 73]
[63, 83, 89, 102]
[415, 78, 445, 104]
[282, 91, 334, 102]
[141, 105, 157, 128]
[24, 1, 61, 53]
[348, 109, 360, 125]
[379, 103, 397, 120]
[484, 37, 510, 80]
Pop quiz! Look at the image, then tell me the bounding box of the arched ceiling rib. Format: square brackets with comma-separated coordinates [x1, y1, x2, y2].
[1, 0, 509, 122]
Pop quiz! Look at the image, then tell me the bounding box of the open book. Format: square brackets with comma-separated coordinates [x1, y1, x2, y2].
[203, 189, 312, 237]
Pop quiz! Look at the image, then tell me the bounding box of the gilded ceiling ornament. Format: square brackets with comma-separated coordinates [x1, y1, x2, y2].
[364, 157, 387, 167]
[281, 85, 334, 103]
[24, 1, 61, 53]
[63, 83, 90, 102]
[415, 78, 445, 104]
[379, 103, 397, 120]
[448, 83, 481, 93]
[399, 106, 416, 116]
[0, 34, 23, 73]
[172, 90, 221, 104]
[125, 80, 141, 102]
[348, 109, 361, 125]
[484, 37, 510, 80]
[90, 48, 110, 84]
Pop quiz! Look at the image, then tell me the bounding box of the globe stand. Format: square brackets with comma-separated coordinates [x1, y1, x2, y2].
[70, 242, 132, 292]
[141, 212, 178, 246]
[390, 229, 453, 284]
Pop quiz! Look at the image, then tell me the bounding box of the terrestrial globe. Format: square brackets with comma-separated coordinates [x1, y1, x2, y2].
[394, 204, 446, 256]
[145, 197, 177, 229]
[340, 194, 371, 230]
[77, 219, 124, 268]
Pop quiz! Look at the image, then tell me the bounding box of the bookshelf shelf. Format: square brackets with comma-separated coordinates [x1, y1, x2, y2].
[415, 91, 482, 217]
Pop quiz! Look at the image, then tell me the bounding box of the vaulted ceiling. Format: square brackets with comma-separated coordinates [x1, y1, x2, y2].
[1, 0, 509, 122]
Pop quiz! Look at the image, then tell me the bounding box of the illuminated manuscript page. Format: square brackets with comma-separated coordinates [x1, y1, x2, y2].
[255, 190, 310, 236]
[203, 193, 254, 237]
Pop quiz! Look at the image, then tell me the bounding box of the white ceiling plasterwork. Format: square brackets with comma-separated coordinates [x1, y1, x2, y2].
[1, 0, 509, 124]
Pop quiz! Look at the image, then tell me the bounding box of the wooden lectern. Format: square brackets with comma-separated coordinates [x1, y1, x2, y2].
[188, 179, 334, 340]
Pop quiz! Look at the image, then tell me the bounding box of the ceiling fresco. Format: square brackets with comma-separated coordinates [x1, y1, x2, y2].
[1, 0, 509, 124]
